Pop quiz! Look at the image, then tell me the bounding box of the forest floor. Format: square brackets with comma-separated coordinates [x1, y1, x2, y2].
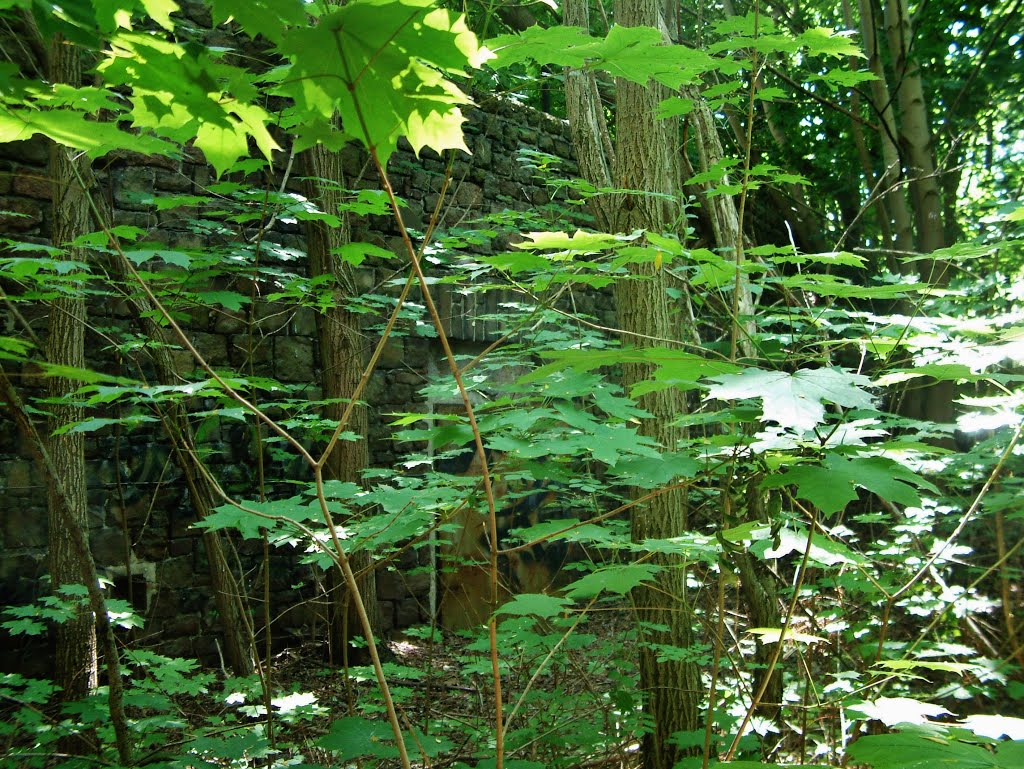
[237, 606, 640, 767]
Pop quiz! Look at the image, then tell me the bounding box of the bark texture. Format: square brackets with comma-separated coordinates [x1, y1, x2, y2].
[883, 0, 947, 267]
[563, 0, 700, 765]
[877, 0, 955, 426]
[302, 142, 381, 662]
[858, 0, 915, 261]
[46, 33, 98, 710]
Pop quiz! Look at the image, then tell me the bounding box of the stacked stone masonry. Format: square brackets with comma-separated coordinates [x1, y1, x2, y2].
[0, 96, 611, 669]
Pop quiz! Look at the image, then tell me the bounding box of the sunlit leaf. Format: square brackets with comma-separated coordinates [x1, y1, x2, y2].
[707, 367, 874, 432]
[763, 454, 934, 515]
[748, 626, 827, 644]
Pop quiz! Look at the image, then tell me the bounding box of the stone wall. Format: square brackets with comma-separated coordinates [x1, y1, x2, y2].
[0, 96, 605, 667]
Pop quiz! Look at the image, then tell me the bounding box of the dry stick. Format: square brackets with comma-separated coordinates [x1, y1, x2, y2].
[0, 367, 132, 765]
[723, 499, 819, 761]
[247, 181, 281, 742]
[261, 530, 275, 747]
[995, 509, 1024, 667]
[70, 163, 419, 764]
[335, 39, 508, 757]
[365, 151, 507, 769]
[702, 566, 728, 769]
[730, 0, 760, 363]
[298, 155, 459, 769]
[315, 157, 454, 470]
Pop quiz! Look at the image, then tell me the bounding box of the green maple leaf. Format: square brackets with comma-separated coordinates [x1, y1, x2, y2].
[488, 24, 717, 87]
[521, 346, 740, 391]
[198, 498, 322, 539]
[276, 0, 486, 163]
[318, 716, 399, 758]
[564, 564, 661, 599]
[0, 107, 175, 156]
[778, 273, 917, 299]
[486, 25, 597, 68]
[210, 0, 308, 45]
[139, 0, 179, 30]
[797, 27, 865, 59]
[97, 33, 279, 174]
[848, 733, 1001, 769]
[763, 454, 935, 515]
[707, 367, 874, 432]
[496, 593, 570, 618]
[594, 25, 716, 87]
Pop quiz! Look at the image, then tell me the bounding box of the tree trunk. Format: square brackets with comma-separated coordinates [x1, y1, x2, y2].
[46, 32, 98, 716]
[563, 0, 701, 765]
[883, 0, 947, 268]
[302, 142, 382, 663]
[859, 0, 915, 264]
[879, 0, 955, 426]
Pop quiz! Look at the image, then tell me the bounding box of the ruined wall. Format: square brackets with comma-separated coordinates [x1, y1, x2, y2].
[0, 97, 607, 666]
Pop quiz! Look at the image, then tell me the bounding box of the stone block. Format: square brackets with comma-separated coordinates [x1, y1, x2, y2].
[154, 169, 194, 192]
[158, 556, 195, 588]
[12, 173, 52, 199]
[378, 337, 404, 369]
[214, 310, 248, 334]
[290, 307, 317, 337]
[0, 140, 47, 164]
[111, 209, 156, 230]
[395, 598, 422, 627]
[274, 336, 314, 383]
[380, 601, 396, 633]
[454, 182, 484, 207]
[0, 552, 44, 588]
[0, 197, 44, 232]
[91, 527, 126, 567]
[113, 166, 156, 211]
[189, 331, 225, 364]
[5, 460, 34, 491]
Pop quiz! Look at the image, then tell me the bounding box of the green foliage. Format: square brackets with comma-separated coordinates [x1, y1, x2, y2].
[2, 1, 1024, 769]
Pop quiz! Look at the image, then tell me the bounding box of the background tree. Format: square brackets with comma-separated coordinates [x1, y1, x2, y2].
[41, 24, 97, 715]
[301, 139, 382, 663]
[561, 0, 704, 763]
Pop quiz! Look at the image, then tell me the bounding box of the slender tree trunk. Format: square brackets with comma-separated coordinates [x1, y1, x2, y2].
[46, 32, 98, 715]
[0, 370, 132, 765]
[98, 222, 255, 677]
[879, 0, 955, 426]
[302, 142, 382, 663]
[859, 0, 915, 264]
[563, 0, 701, 765]
[882, 0, 947, 268]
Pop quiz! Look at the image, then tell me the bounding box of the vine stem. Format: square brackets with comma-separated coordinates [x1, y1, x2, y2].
[368, 148, 506, 769]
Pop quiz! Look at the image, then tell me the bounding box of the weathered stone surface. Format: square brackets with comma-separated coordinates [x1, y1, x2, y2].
[378, 337, 404, 369]
[12, 173, 52, 199]
[2, 503, 47, 548]
[0, 197, 43, 231]
[274, 336, 314, 383]
[0, 96, 587, 664]
[91, 527, 127, 567]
